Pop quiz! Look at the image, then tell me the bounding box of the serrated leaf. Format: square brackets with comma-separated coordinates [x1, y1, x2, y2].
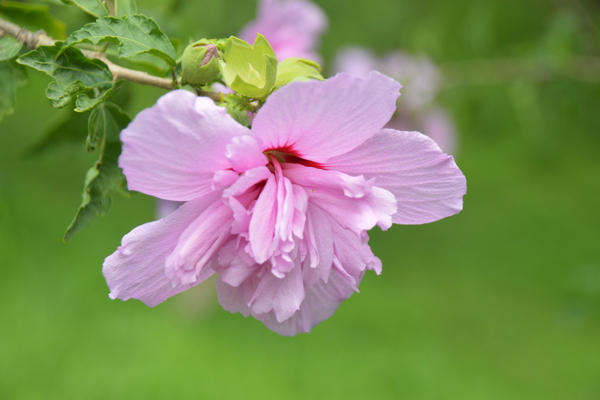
[0, 60, 27, 123]
[0, 36, 23, 61]
[46, 80, 87, 108]
[114, 0, 137, 17]
[74, 79, 123, 112]
[26, 106, 89, 155]
[64, 102, 130, 241]
[62, 14, 176, 66]
[59, 0, 109, 19]
[0, 1, 67, 39]
[17, 43, 116, 112]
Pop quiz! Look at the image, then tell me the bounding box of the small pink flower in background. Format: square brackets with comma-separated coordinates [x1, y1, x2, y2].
[104, 73, 466, 336]
[334, 46, 457, 154]
[239, 0, 328, 62]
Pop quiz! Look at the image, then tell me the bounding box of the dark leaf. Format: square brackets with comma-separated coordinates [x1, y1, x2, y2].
[17, 43, 118, 112]
[64, 102, 130, 241]
[61, 14, 176, 66]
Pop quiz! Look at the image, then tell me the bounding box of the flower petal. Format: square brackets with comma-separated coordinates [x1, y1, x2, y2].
[326, 129, 466, 224]
[249, 262, 305, 322]
[252, 72, 401, 162]
[301, 204, 333, 285]
[226, 135, 268, 173]
[216, 272, 262, 318]
[262, 268, 358, 336]
[120, 90, 250, 201]
[248, 174, 278, 263]
[102, 192, 222, 307]
[215, 239, 262, 287]
[165, 199, 233, 286]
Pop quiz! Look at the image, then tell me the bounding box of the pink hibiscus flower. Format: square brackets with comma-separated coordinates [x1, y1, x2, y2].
[239, 0, 327, 62]
[103, 72, 466, 336]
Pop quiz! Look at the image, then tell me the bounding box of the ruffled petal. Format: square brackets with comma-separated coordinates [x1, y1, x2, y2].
[252, 72, 401, 163]
[120, 90, 250, 201]
[326, 129, 466, 224]
[215, 239, 261, 287]
[226, 135, 268, 173]
[248, 174, 278, 263]
[301, 204, 333, 285]
[283, 163, 396, 233]
[216, 273, 262, 318]
[102, 192, 222, 307]
[165, 199, 234, 286]
[262, 269, 358, 336]
[249, 263, 305, 322]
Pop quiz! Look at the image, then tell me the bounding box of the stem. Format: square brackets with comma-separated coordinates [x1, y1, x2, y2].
[0, 17, 220, 100]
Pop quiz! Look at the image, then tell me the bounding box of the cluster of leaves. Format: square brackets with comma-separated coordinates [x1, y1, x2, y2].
[0, 0, 177, 240]
[0, 0, 324, 240]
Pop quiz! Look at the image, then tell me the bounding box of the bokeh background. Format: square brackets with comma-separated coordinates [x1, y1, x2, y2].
[1, 0, 600, 398]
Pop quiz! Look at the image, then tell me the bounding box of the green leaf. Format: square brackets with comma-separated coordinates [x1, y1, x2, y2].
[26, 107, 89, 155]
[0, 1, 67, 39]
[0, 60, 27, 123]
[17, 43, 116, 111]
[59, 0, 109, 19]
[62, 14, 176, 66]
[0, 36, 23, 61]
[64, 102, 130, 241]
[74, 79, 124, 112]
[114, 0, 137, 17]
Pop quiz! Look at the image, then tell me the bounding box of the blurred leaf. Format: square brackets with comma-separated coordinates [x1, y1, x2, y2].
[17, 43, 117, 112]
[0, 36, 23, 61]
[0, 1, 67, 39]
[61, 15, 177, 66]
[224, 102, 250, 127]
[0, 60, 27, 123]
[114, 0, 137, 17]
[64, 102, 130, 241]
[26, 107, 89, 154]
[59, 0, 109, 19]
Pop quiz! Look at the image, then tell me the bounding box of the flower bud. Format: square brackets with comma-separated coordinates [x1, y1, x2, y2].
[181, 40, 220, 85]
[218, 34, 277, 99]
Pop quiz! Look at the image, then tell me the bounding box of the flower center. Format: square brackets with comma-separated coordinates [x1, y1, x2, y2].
[263, 145, 326, 170]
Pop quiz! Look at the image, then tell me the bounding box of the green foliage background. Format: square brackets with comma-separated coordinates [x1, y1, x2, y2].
[1, 0, 600, 398]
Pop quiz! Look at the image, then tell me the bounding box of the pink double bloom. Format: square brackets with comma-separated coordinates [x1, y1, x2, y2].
[103, 72, 466, 335]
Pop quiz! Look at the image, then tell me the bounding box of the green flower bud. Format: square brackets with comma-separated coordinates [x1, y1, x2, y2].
[218, 34, 278, 99]
[181, 40, 220, 85]
[274, 57, 324, 89]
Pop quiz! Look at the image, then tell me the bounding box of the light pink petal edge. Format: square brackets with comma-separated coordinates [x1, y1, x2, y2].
[103, 192, 222, 307]
[252, 72, 401, 163]
[120, 90, 250, 201]
[326, 129, 466, 224]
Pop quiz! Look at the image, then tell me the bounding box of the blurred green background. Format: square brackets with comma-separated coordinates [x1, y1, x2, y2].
[1, 0, 600, 398]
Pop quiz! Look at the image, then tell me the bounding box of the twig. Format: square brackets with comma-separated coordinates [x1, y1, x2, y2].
[0, 17, 221, 101]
